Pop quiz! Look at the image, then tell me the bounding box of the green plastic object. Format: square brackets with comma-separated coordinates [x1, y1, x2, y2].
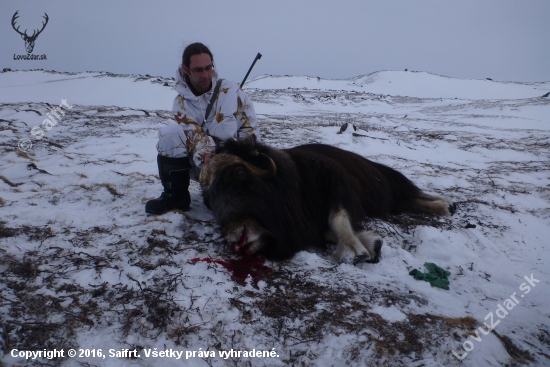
[409, 262, 451, 290]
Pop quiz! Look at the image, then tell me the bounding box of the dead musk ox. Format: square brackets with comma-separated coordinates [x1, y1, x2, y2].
[199, 135, 456, 264]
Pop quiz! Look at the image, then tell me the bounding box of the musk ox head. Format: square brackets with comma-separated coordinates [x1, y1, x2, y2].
[199, 150, 280, 257]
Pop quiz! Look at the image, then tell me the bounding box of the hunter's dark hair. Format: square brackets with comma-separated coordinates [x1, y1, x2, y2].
[182, 42, 214, 67]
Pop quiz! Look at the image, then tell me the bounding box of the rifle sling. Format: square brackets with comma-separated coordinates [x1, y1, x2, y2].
[202, 78, 223, 128]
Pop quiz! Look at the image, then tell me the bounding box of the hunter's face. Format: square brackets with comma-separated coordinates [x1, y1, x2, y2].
[184, 53, 213, 95]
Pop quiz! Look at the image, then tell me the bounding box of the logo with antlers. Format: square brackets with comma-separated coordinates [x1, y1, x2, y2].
[12, 11, 49, 54]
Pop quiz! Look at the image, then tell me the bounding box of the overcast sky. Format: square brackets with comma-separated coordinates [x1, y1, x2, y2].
[2, 0, 549, 83]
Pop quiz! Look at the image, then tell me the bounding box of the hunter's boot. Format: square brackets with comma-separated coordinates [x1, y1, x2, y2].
[145, 155, 191, 214]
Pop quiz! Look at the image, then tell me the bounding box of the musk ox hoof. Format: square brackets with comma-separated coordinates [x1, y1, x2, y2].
[448, 201, 457, 215]
[355, 238, 382, 264]
[440, 195, 457, 216]
[338, 251, 369, 265]
[353, 254, 370, 264]
[334, 233, 383, 265]
[364, 238, 383, 263]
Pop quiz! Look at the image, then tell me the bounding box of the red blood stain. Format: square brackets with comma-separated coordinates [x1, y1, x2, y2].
[231, 226, 250, 254]
[188, 256, 273, 286]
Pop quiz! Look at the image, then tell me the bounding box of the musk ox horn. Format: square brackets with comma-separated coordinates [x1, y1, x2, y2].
[247, 153, 276, 179]
[199, 153, 276, 189]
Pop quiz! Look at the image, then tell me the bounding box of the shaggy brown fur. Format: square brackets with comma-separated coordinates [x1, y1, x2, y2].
[201, 136, 455, 263]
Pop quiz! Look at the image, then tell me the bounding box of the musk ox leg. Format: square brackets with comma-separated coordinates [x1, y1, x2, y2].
[329, 209, 383, 264]
[356, 231, 383, 264]
[410, 193, 457, 216]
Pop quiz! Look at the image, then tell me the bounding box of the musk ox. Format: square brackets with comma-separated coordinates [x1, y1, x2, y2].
[199, 135, 456, 264]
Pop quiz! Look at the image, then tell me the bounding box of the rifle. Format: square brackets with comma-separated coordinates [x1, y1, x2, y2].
[240, 53, 262, 88]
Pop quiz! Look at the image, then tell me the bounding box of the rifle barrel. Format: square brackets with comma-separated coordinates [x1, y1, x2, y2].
[240, 53, 262, 88]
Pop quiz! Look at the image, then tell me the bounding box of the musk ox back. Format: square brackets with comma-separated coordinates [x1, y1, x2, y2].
[200, 135, 456, 264]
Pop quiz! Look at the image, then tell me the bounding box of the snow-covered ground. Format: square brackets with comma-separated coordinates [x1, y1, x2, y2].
[1, 69, 549, 367]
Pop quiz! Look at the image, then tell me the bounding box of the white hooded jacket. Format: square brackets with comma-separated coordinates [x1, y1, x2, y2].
[156, 67, 259, 168]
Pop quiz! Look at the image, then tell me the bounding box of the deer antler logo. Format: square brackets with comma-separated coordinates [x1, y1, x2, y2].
[12, 11, 49, 54]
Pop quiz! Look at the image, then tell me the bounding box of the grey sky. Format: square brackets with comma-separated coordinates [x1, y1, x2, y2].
[2, 0, 549, 83]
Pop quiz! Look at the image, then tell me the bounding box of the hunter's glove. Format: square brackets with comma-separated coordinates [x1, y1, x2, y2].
[409, 262, 451, 290]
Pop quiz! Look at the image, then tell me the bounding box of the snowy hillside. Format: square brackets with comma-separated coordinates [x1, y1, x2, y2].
[1, 69, 549, 367]
[247, 70, 549, 99]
